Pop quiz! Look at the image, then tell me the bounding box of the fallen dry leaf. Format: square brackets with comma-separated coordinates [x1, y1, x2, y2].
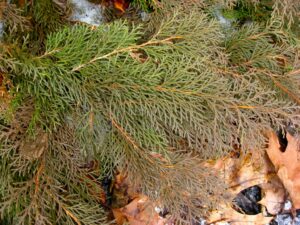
[208, 205, 273, 225]
[129, 51, 147, 63]
[212, 153, 270, 195]
[18, 0, 26, 7]
[0, 73, 11, 100]
[112, 196, 168, 225]
[259, 176, 285, 215]
[97, 0, 130, 12]
[0, 73, 13, 111]
[267, 131, 300, 208]
[0, 2, 6, 19]
[206, 150, 286, 224]
[113, 0, 129, 13]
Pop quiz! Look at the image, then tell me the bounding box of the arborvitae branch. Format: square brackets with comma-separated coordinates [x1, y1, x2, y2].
[71, 35, 183, 72]
[0, 2, 299, 224]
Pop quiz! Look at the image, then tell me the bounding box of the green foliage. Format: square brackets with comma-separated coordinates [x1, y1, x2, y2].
[131, 0, 156, 10]
[225, 18, 300, 101]
[32, 0, 64, 32]
[222, 0, 272, 23]
[0, 116, 108, 224]
[1, 0, 71, 54]
[0, 3, 31, 36]
[0, 0, 300, 224]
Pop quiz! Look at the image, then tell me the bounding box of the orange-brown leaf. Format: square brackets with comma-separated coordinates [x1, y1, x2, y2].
[113, 196, 168, 225]
[113, 0, 129, 12]
[208, 206, 273, 225]
[267, 132, 300, 208]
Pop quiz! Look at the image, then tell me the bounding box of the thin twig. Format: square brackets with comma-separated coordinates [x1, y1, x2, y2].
[46, 189, 82, 225]
[270, 76, 300, 105]
[71, 36, 183, 72]
[109, 113, 141, 151]
[287, 68, 300, 76]
[37, 48, 61, 59]
[34, 158, 45, 195]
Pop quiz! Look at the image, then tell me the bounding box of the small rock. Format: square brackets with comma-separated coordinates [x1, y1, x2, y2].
[232, 185, 262, 215]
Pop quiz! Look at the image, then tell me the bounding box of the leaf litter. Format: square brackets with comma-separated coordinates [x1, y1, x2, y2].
[108, 131, 300, 224]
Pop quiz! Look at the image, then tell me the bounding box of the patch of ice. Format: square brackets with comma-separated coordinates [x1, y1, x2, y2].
[69, 0, 103, 26]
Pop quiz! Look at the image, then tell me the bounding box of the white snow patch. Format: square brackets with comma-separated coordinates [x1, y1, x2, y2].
[0, 21, 4, 39]
[140, 11, 150, 22]
[69, 0, 103, 26]
[154, 206, 162, 214]
[283, 200, 292, 211]
[214, 8, 232, 28]
[198, 218, 207, 225]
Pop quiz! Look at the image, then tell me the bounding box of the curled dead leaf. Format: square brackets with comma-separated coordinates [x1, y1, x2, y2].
[129, 51, 148, 63]
[0, 2, 7, 19]
[259, 177, 285, 215]
[205, 150, 285, 224]
[210, 153, 270, 195]
[97, 0, 130, 12]
[112, 196, 168, 225]
[267, 131, 300, 208]
[208, 205, 273, 225]
[113, 0, 129, 13]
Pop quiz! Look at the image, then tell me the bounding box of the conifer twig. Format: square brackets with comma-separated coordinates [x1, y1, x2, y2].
[271, 77, 300, 105]
[109, 113, 156, 164]
[38, 48, 61, 59]
[287, 69, 300, 76]
[71, 36, 183, 72]
[45, 189, 82, 225]
[34, 158, 45, 196]
[252, 68, 300, 104]
[109, 113, 141, 151]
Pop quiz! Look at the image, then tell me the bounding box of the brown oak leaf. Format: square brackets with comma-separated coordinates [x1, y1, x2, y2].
[267, 131, 300, 208]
